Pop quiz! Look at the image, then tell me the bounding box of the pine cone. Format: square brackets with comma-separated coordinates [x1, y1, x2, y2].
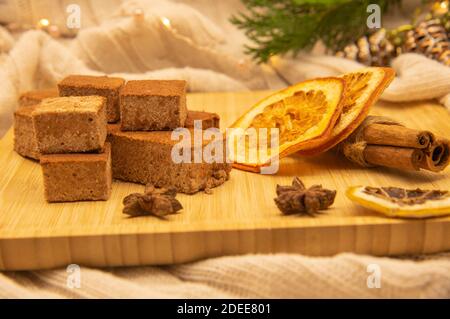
[335, 3, 450, 68]
[335, 29, 397, 66]
[404, 19, 450, 66]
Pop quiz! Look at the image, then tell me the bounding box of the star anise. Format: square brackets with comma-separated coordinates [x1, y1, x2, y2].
[123, 185, 183, 218]
[274, 177, 336, 216]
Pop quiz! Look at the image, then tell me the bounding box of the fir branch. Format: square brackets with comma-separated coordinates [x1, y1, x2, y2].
[231, 0, 402, 63]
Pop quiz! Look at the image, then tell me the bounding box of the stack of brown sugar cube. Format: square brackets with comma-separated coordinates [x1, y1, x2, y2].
[33, 94, 113, 203]
[14, 75, 124, 203]
[109, 79, 230, 194]
[13, 75, 230, 203]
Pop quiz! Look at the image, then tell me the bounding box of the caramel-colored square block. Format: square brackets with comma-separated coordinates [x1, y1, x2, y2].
[14, 105, 40, 160]
[40, 143, 112, 202]
[120, 80, 187, 131]
[108, 124, 231, 194]
[58, 75, 125, 123]
[19, 88, 58, 107]
[33, 96, 107, 154]
[185, 110, 220, 130]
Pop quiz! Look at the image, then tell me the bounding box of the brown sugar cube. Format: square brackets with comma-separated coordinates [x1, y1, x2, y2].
[120, 80, 187, 131]
[185, 110, 220, 130]
[33, 96, 107, 154]
[108, 124, 231, 194]
[58, 75, 125, 123]
[40, 143, 112, 202]
[14, 105, 40, 160]
[19, 88, 58, 107]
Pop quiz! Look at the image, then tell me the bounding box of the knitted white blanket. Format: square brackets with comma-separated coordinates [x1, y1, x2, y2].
[0, 0, 449, 298]
[1, 253, 449, 298]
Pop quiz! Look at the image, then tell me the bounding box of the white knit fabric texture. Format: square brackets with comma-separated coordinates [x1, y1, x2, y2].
[0, 0, 449, 298]
[1, 253, 449, 298]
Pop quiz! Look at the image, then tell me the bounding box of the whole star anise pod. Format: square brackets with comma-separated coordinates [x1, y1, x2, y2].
[123, 185, 183, 218]
[274, 177, 336, 216]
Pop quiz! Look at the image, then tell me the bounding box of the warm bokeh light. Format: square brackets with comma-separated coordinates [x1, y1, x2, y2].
[161, 17, 171, 28]
[38, 18, 50, 27]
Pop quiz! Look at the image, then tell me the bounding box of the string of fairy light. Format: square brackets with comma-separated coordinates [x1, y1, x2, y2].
[4, 16, 76, 38]
[2, 1, 448, 42]
[1, 6, 251, 72]
[129, 7, 251, 72]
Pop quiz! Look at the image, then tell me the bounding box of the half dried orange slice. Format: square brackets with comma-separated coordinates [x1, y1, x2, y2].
[298, 67, 395, 155]
[228, 77, 346, 172]
[347, 186, 450, 219]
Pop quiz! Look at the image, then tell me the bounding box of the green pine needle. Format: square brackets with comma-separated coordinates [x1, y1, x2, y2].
[231, 0, 402, 63]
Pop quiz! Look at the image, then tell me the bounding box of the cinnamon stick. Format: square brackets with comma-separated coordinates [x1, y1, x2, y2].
[362, 124, 433, 149]
[363, 145, 424, 171]
[419, 138, 450, 172]
[338, 116, 449, 173]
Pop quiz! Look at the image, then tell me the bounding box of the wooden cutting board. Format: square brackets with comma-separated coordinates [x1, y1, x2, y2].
[0, 91, 449, 271]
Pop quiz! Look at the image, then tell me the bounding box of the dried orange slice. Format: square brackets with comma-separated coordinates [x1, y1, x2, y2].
[346, 186, 450, 219]
[228, 77, 346, 172]
[298, 67, 395, 155]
